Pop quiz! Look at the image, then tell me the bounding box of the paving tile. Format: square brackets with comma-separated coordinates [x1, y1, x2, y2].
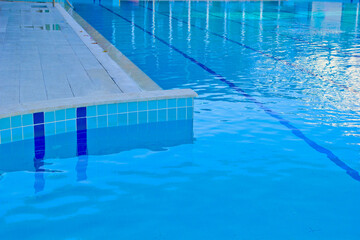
[86, 68, 122, 94]
[0, 1, 143, 117]
[66, 70, 96, 97]
[43, 70, 74, 99]
[78, 55, 103, 70]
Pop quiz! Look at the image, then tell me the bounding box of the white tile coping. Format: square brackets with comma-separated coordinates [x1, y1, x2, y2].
[56, 3, 143, 93]
[57, 3, 162, 92]
[0, 89, 198, 119]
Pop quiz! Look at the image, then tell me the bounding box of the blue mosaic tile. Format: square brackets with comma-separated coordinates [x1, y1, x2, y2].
[138, 101, 148, 111]
[87, 106, 97, 117]
[77, 118, 87, 131]
[12, 127, 22, 141]
[158, 100, 167, 109]
[34, 124, 45, 138]
[108, 104, 117, 114]
[77, 131, 87, 156]
[23, 126, 34, 139]
[0, 130, 11, 143]
[128, 112, 137, 125]
[56, 121, 66, 134]
[97, 116, 107, 128]
[0, 96, 196, 144]
[97, 105, 107, 116]
[148, 110, 157, 123]
[138, 111, 147, 124]
[187, 107, 193, 119]
[0, 118, 10, 130]
[55, 109, 66, 121]
[178, 98, 186, 107]
[45, 123, 55, 136]
[118, 103, 127, 113]
[148, 100, 157, 110]
[87, 117, 97, 129]
[118, 113, 127, 126]
[187, 98, 193, 106]
[77, 107, 86, 118]
[158, 110, 167, 122]
[44, 111, 55, 123]
[22, 114, 33, 126]
[66, 108, 76, 120]
[66, 120, 76, 132]
[177, 107, 186, 120]
[108, 114, 117, 127]
[33, 112, 44, 125]
[128, 102, 137, 112]
[168, 109, 177, 121]
[11, 115, 22, 128]
[168, 99, 177, 108]
[34, 137, 45, 160]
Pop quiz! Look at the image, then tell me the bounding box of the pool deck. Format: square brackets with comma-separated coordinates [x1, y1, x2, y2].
[0, 1, 196, 119]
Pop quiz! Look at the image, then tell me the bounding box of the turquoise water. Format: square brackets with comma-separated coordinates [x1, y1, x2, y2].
[1, 0, 360, 239]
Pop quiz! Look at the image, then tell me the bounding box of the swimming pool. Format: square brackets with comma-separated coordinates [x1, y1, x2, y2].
[1, 0, 360, 239]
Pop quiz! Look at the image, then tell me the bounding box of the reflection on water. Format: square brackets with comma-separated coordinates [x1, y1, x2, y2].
[76, 155, 88, 182]
[86, 0, 360, 99]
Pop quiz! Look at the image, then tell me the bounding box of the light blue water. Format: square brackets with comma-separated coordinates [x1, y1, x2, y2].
[1, 0, 360, 239]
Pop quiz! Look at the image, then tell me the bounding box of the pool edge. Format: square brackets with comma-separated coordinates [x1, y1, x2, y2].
[58, 3, 162, 92]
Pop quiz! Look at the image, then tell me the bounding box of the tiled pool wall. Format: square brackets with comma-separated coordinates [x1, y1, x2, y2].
[0, 97, 194, 145]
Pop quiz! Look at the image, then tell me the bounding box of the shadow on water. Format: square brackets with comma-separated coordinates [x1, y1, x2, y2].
[0, 120, 194, 193]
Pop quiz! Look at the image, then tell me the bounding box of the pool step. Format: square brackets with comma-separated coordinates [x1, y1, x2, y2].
[0, 89, 197, 145]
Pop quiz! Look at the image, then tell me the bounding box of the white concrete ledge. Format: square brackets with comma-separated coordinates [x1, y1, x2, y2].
[59, 3, 162, 92]
[56, 3, 144, 93]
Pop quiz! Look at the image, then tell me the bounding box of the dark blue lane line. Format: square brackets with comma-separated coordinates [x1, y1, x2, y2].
[99, 4, 360, 182]
[33, 112, 45, 193]
[76, 107, 88, 182]
[141, 4, 358, 94]
[190, 5, 360, 58]
[76, 107, 88, 156]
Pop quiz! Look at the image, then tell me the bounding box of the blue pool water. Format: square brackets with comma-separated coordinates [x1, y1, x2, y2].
[1, 0, 360, 239]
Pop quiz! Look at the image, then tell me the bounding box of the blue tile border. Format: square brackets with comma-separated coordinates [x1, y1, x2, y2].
[77, 118, 87, 131]
[22, 114, 33, 126]
[45, 111, 55, 123]
[55, 109, 66, 121]
[11, 115, 22, 128]
[0, 97, 195, 144]
[66, 108, 76, 120]
[77, 107, 87, 118]
[76, 107, 88, 156]
[33, 112, 44, 125]
[0, 118, 10, 130]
